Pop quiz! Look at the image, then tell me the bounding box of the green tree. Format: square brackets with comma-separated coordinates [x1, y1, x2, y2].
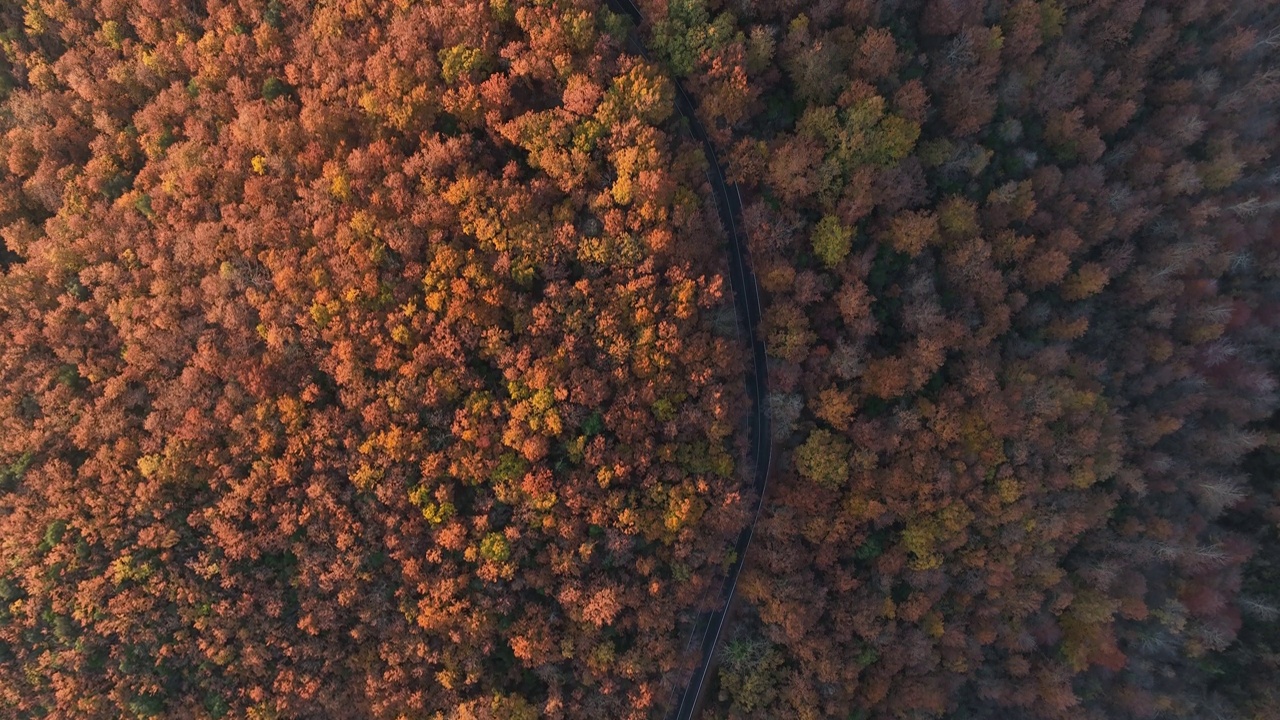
[811, 215, 852, 268]
[794, 429, 851, 489]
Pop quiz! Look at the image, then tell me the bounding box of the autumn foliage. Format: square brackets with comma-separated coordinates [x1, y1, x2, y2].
[646, 0, 1280, 718]
[3, 0, 1280, 719]
[0, 1, 749, 717]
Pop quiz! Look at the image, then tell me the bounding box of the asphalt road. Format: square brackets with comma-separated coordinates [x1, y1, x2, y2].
[596, 1, 774, 717]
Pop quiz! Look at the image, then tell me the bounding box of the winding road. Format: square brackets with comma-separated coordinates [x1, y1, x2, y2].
[599, 1, 774, 717]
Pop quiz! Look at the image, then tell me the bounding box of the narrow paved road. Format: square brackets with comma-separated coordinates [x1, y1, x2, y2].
[597, 1, 774, 717]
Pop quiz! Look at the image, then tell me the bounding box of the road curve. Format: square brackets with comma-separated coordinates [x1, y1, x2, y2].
[597, 1, 774, 717]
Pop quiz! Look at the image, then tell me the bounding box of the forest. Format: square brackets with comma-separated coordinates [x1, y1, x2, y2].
[1, 0, 1278, 719]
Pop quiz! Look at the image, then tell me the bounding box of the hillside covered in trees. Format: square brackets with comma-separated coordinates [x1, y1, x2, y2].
[2, 1, 1279, 719]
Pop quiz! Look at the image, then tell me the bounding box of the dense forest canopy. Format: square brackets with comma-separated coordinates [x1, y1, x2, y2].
[0, 0, 750, 716]
[1, 0, 1279, 719]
